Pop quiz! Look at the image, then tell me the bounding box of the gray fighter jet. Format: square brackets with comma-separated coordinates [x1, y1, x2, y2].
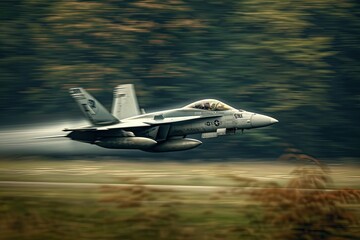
[64, 84, 278, 152]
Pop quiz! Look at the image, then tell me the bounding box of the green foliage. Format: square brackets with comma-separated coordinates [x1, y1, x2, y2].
[0, 0, 359, 157]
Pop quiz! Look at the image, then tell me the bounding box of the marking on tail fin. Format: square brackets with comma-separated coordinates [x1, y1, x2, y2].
[88, 99, 96, 109]
[70, 87, 119, 125]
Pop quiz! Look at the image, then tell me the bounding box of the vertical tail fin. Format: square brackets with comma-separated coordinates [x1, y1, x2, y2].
[69, 88, 119, 125]
[111, 84, 141, 120]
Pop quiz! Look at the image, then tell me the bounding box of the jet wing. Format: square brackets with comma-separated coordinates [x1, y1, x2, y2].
[63, 121, 150, 131]
[63, 115, 220, 131]
[100, 115, 220, 129]
[96, 121, 151, 130]
[144, 115, 220, 125]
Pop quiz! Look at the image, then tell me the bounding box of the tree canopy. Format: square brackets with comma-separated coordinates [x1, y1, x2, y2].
[0, 0, 359, 157]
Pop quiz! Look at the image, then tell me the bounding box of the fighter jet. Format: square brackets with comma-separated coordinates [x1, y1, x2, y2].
[64, 84, 278, 152]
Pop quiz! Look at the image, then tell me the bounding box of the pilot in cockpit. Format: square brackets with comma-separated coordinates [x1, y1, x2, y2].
[194, 103, 204, 109]
[204, 102, 210, 110]
[185, 99, 234, 111]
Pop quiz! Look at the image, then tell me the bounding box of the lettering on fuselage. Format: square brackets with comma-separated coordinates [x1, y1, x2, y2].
[205, 120, 222, 127]
[234, 113, 243, 119]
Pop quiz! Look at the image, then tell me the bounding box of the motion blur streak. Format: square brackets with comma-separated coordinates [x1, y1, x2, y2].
[0, 120, 99, 155]
[0, 0, 359, 157]
[0, 0, 359, 239]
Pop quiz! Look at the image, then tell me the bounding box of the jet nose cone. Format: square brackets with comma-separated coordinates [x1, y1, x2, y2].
[270, 117, 279, 124]
[251, 114, 278, 128]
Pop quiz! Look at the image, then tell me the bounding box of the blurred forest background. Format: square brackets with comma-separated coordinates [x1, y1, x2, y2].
[0, 0, 359, 158]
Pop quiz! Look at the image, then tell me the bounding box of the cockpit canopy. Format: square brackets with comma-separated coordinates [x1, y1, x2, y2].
[183, 99, 235, 111]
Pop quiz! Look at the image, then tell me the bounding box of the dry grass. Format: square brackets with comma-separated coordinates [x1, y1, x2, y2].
[0, 154, 359, 239]
[244, 149, 360, 240]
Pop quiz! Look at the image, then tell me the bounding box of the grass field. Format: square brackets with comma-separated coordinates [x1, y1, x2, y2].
[0, 156, 359, 240]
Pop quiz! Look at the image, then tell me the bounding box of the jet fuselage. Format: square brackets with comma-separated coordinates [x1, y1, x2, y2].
[65, 86, 278, 152]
